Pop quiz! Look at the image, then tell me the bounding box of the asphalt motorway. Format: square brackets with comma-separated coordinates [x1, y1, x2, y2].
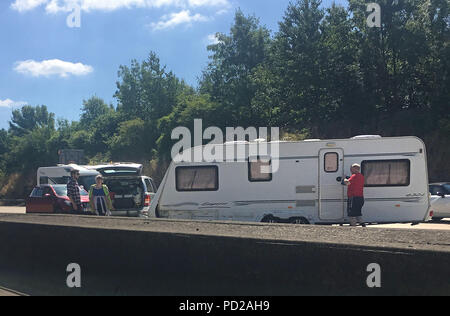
[0, 206, 449, 230]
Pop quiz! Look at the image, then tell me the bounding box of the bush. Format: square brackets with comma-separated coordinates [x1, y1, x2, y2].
[0, 169, 5, 198]
[0, 172, 35, 200]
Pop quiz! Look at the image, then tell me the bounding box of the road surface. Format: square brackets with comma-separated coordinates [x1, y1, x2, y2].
[0, 206, 449, 230]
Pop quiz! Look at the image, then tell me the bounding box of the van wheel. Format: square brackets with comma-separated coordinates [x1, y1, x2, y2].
[262, 215, 277, 223]
[290, 217, 309, 225]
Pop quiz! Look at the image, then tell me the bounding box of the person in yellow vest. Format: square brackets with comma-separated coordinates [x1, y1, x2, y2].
[89, 175, 114, 216]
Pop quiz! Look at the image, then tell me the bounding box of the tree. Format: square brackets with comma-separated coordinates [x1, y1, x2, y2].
[0, 129, 8, 178]
[318, 3, 368, 136]
[0, 129, 8, 156]
[108, 119, 150, 161]
[80, 96, 113, 129]
[6, 126, 58, 172]
[271, 0, 326, 133]
[9, 105, 55, 136]
[115, 52, 187, 121]
[114, 52, 190, 156]
[157, 92, 222, 159]
[200, 9, 271, 126]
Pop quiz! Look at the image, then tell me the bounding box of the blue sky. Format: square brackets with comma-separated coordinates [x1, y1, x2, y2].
[0, 0, 347, 129]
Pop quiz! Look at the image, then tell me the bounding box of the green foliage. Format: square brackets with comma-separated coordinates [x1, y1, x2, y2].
[108, 118, 150, 161]
[6, 127, 58, 173]
[0, 129, 5, 185]
[115, 52, 189, 122]
[0, 169, 4, 186]
[272, 0, 326, 130]
[80, 96, 113, 129]
[200, 9, 271, 126]
[9, 105, 55, 137]
[0, 129, 8, 157]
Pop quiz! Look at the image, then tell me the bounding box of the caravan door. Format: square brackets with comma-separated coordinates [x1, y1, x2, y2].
[319, 148, 345, 221]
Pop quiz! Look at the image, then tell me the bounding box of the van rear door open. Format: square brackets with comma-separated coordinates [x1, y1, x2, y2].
[96, 164, 143, 177]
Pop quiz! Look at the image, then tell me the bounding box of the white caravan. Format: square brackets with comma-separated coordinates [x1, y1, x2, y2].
[149, 136, 431, 225]
[37, 164, 100, 190]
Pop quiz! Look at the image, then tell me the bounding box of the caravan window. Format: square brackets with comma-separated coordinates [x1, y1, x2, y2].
[362, 160, 410, 187]
[249, 158, 272, 182]
[324, 153, 339, 173]
[176, 166, 219, 192]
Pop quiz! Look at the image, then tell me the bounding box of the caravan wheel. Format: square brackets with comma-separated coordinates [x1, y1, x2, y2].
[290, 217, 309, 225]
[261, 215, 277, 223]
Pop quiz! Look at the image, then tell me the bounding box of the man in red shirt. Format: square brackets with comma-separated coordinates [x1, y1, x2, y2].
[344, 164, 366, 227]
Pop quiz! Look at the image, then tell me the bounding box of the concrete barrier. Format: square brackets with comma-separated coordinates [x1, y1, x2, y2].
[0, 214, 449, 296]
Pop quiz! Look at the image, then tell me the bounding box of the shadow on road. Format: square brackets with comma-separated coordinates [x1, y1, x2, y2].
[431, 219, 450, 225]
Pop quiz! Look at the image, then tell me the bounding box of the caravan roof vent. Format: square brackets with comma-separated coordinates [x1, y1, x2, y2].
[224, 141, 249, 145]
[351, 135, 382, 140]
[252, 138, 267, 143]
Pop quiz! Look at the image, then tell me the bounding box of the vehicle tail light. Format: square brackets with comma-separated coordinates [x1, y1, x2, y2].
[144, 193, 151, 207]
[430, 210, 434, 217]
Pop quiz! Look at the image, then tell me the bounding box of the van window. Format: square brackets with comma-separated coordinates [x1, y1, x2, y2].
[78, 176, 96, 190]
[45, 177, 69, 185]
[249, 158, 272, 182]
[176, 166, 219, 192]
[40, 177, 49, 185]
[362, 160, 410, 187]
[324, 153, 339, 173]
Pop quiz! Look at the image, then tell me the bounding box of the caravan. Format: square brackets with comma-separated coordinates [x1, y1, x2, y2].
[149, 136, 431, 225]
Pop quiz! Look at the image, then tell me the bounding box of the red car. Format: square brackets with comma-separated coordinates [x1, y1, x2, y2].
[26, 184, 90, 214]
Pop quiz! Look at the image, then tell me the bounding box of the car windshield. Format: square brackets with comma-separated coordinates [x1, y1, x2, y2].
[53, 185, 88, 196]
[443, 184, 450, 194]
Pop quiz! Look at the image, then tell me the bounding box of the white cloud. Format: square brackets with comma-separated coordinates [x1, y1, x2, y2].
[206, 33, 220, 45]
[0, 99, 28, 108]
[11, 0, 48, 12]
[149, 10, 208, 30]
[187, 0, 228, 7]
[215, 8, 229, 15]
[11, 0, 230, 13]
[14, 59, 93, 78]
